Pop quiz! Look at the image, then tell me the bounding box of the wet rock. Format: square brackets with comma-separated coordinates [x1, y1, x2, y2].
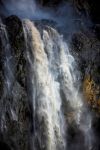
[5, 15, 22, 40]
[2, 82, 31, 150]
[37, 0, 61, 6]
[73, 0, 100, 23]
[0, 16, 32, 150]
[5, 15, 24, 58]
[93, 24, 100, 40]
[0, 23, 5, 98]
[5, 15, 26, 88]
[71, 29, 100, 114]
[71, 32, 91, 52]
[71, 27, 100, 150]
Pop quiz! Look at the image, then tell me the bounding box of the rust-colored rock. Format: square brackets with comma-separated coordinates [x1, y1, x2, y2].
[83, 75, 100, 114]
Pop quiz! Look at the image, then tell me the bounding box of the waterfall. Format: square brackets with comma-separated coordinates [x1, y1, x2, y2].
[23, 20, 66, 150]
[22, 19, 93, 150]
[0, 0, 97, 149]
[0, 15, 94, 150]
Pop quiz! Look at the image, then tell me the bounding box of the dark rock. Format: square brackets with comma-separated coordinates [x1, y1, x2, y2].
[93, 24, 100, 40]
[0, 141, 11, 150]
[71, 32, 91, 52]
[73, 0, 100, 24]
[71, 30, 100, 113]
[37, 0, 61, 6]
[0, 16, 32, 150]
[5, 15, 26, 88]
[0, 22, 5, 98]
[71, 24, 100, 149]
[5, 15, 23, 49]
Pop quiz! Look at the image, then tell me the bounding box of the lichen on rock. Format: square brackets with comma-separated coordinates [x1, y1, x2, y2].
[83, 75, 100, 114]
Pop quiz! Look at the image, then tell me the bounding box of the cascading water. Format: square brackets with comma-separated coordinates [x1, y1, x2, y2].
[22, 19, 93, 150]
[0, 0, 95, 150]
[23, 20, 66, 150]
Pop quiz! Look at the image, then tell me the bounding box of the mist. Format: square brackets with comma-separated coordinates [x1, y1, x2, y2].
[1, 0, 53, 19]
[0, 0, 92, 36]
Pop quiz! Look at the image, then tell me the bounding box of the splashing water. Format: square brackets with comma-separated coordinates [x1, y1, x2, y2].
[42, 26, 93, 150]
[22, 19, 93, 150]
[23, 19, 66, 150]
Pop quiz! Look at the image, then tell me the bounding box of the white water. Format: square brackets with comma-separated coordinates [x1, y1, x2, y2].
[43, 26, 93, 150]
[23, 19, 93, 150]
[43, 27, 82, 124]
[23, 20, 66, 150]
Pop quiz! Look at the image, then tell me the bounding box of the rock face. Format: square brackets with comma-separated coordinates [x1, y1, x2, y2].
[72, 0, 100, 39]
[71, 27, 100, 149]
[71, 28, 100, 149]
[0, 16, 32, 150]
[66, 1, 100, 144]
[73, 0, 100, 23]
[39, 0, 100, 39]
[71, 31, 100, 113]
[38, 0, 100, 24]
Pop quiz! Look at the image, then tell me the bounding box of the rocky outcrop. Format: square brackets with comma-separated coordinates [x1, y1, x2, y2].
[38, 0, 100, 39]
[0, 16, 32, 150]
[71, 26, 100, 149]
[73, 0, 100, 23]
[5, 15, 26, 88]
[72, 0, 100, 39]
[71, 30, 100, 112]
